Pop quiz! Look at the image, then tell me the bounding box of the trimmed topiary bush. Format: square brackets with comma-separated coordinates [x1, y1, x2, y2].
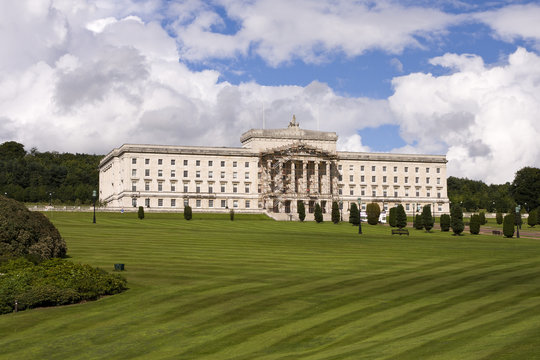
[331, 201, 340, 224]
[366, 203, 380, 225]
[314, 203, 323, 223]
[388, 207, 397, 227]
[479, 211, 486, 225]
[470, 214, 481, 235]
[528, 209, 538, 227]
[138, 206, 144, 220]
[440, 214, 450, 231]
[184, 205, 192, 220]
[297, 201, 306, 222]
[421, 205, 433, 232]
[0, 195, 67, 261]
[414, 214, 423, 230]
[451, 205, 464, 235]
[229, 209, 235, 221]
[396, 204, 407, 229]
[503, 214, 514, 238]
[349, 203, 359, 226]
[496, 212, 503, 225]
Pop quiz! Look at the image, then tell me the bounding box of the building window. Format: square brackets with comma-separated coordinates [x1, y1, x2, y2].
[145, 182, 150, 191]
[171, 199, 176, 207]
[221, 161, 225, 167]
[350, 188, 354, 195]
[361, 175, 365, 182]
[132, 198, 137, 207]
[183, 184, 188, 192]
[221, 200, 226, 208]
[245, 185, 250, 193]
[427, 192, 431, 197]
[406, 204, 410, 211]
[145, 169, 150, 177]
[404, 167, 408, 172]
[221, 184, 225, 192]
[208, 186, 213, 193]
[415, 177, 419, 184]
[209, 199, 214, 208]
[437, 178, 440, 185]
[338, 165, 342, 171]
[233, 200, 238, 208]
[183, 170, 188, 177]
[349, 165, 354, 171]
[394, 191, 398, 197]
[438, 205, 442, 212]
[415, 167, 419, 173]
[171, 159, 175, 165]
[405, 192, 409, 197]
[426, 168, 430, 173]
[393, 166, 397, 172]
[158, 159, 163, 165]
[208, 160, 213, 166]
[383, 190, 387, 197]
[132, 158, 137, 164]
[221, 171, 225, 179]
[245, 172, 249, 179]
[158, 169, 163, 177]
[361, 188, 365, 196]
[372, 176, 376, 182]
[196, 171, 201, 178]
[383, 176, 387, 183]
[196, 199, 201, 208]
[371, 166, 375, 171]
[246, 200, 250, 208]
[362, 204, 366, 211]
[437, 167, 440, 174]
[245, 161, 249, 167]
[158, 199, 163, 207]
[184, 199, 189, 207]
[372, 190, 376, 196]
[233, 172, 238, 179]
[196, 160, 200, 166]
[132, 183, 137, 191]
[209, 171, 213, 179]
[383, 166, 386, 171]
[158, 183, 163, 192]
[145, 158, 149, 165]
[416, 191, 420, 197]
[405, 177, 408, 183]
[145, 198, 150, 207]
[338, 188, 343, 195]
[184, 159, 188, 166]
[171, 184, 176, 192]
[258, 185, 262, 193]
[171, 170, 176, 178]
[349, 175, 354, 182]
[338, 174, 343, 181]
[233, 161, 237, 167]
[233, 184, 238, 193]
[437, 192, 441, 198]
[426, 177, 430, 184]
[361, 165, 364, 171]
[394, 176, 398, 183]
[132, 169, 137, 176]
[196, 185, 201, 193]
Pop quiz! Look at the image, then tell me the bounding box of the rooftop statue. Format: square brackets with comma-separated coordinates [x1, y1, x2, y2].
[288, 114, 299, 128]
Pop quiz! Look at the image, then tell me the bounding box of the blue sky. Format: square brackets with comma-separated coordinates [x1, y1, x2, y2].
[0, 0, 539, 183]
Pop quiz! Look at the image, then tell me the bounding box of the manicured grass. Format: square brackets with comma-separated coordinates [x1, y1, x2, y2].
[2, 212, 540, 359]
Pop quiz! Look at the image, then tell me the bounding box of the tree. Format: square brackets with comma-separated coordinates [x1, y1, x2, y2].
[396, 204, 407, 229]
[503, 214, 514, 238]
[527, 209, 537, 227]
[470, 214, 481, 235]
[331, 201, 340, 224]
[496, 212, 503, 225]
[138, 206, 144, 220]
[388, 207, 397, 227]
[421, 205, 433, 231]
[184, 205, 192, 220]
[440, 214, 450, 231]
[0, 141, 26, 160]
[349, 202, 359, 226]
[511, 167, 540, 210]
[297, 201, 306, 222]
[366, 203, 380, 225]
[314, 203, 323, 223]
[414, 214, 423, 230]
[229, 209, 234, 221]
[451, 205, 464, 235]
[479, 211, 486, 225]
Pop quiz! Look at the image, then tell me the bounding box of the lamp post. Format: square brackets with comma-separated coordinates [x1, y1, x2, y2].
[49, 192, 53, 206]
[357, 197, 362, 234]
[515, 205, 521, 238]
[92, 190, 97, 224]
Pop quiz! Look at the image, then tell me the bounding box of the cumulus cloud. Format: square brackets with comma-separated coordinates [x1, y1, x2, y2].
[389, 47, 540, 184]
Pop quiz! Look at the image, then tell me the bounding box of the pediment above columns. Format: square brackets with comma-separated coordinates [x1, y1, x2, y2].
[260, 142, 337, 160]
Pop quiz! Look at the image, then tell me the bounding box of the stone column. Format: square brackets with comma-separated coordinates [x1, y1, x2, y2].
[277, 160, 283, 191]
[314, 161, 320, 194]
[266, 159, 272, 193]
[325, 161, 330, 195]
[302, 161, 308, 194]
[290, 161, 296, 193]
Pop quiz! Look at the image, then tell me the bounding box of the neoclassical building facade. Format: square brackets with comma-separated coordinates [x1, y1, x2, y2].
[99, 117, 449, 217]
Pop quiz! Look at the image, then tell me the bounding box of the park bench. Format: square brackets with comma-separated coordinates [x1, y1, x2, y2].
[492, 230, 502, 235]
[392, 228, 409, 236]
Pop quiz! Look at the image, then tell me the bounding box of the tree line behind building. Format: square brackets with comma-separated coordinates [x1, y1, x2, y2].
[0, 141, 538, 212]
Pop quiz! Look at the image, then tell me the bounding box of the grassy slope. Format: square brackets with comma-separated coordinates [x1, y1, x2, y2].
[1, 212, 540, 359]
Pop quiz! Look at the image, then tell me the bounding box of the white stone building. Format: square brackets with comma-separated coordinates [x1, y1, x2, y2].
[99, 117, 449, 218]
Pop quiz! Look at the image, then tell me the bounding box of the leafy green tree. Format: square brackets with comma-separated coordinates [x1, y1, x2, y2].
[496, 212, 503, 225]
[479, 211, 486, 225]
[349, 202, 359, 226]
[527, 209, 537, 227]
[137, 206, 144, 220]
[440, 214, 450, 231]
[184, 205, 192, 220]
[451, 205, 464, 235]
[297, 201, 306, 222]
[469, 214, 481, 235]
[0, 141, 26, 160]
[396, 204, 407, 229]
[421, 205, 433, 231]
[503, 214, 514, 238]
[511, 167, 540, 210]
[366, 203, 380, 225]
[314, 203, 323, 223]
[331, 201, 340, 224]
[414, 214, 423, 230]
[388, 207, 397, 227]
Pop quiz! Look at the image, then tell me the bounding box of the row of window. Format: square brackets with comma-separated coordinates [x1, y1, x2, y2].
[132, 183, 252, 194]
[132, 158, 251, 168]
[131, 169, 252, 180]
[135, 198, 251, 209]
[341, 175, 442, 185]
[340, 187, 443, 198]
[339, 164, 441, 174]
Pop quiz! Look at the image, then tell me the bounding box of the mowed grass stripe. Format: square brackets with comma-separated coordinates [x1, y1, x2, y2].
[2, 212, 540, 360]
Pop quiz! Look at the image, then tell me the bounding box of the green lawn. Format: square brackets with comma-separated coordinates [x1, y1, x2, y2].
[2, 212, 540, 359]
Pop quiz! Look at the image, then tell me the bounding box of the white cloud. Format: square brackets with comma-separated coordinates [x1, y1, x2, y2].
[389, 47, 540, 184]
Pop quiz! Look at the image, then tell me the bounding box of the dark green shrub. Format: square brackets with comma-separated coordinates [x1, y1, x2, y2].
[184, 205, 192, 220]
[529, 209, 538, 227]
[331, 201, 340, 224]
[440, 214, 451, 231]
[229, 209, 235, 221]
[138, 206, 144, 220]
[314, 203, 323, 223]
[421, 205, 433, 231]
[503, 214, 514, 238]
[0, 195, 66, 261]
[297, 201, 306, 222]
[366, 203, 380, 225]
[396, 204, 407, 229]
[349, 203, 359, 226]
[388, 207, 397, 227]
[414, 214, 423, 230]
[470, 214, 481, 234]
[479, 211, 486, 225]
[451, 205, 464, 235]
[496, 212, 503, 225]
[0, 258, 127, 314]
